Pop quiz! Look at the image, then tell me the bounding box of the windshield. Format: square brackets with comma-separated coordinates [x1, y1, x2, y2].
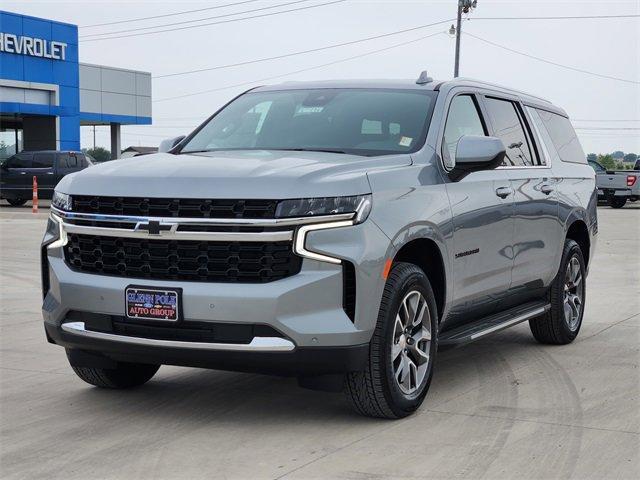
[181, 88, 437, 156]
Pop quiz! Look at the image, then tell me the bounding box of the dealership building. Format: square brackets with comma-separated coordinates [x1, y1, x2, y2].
[0, 10, 152, 159]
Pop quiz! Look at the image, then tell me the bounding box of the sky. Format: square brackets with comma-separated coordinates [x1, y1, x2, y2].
[5, 0, 640, 155]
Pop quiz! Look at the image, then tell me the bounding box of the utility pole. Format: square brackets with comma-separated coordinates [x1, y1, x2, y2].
[452, 0, 478, 78]
[93, 125, 96, 149]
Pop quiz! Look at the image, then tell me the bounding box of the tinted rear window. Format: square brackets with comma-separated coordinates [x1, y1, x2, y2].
[484, 97, 536, 167]
[32, 152, 55, 168]
[535, 109, 585, 164]
[6, 153, 32, 168]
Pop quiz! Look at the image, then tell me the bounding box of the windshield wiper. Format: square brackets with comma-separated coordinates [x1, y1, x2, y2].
[274, 148, 349, 155]
[181, 147, 351, 155]
[180, 149, 220, 154]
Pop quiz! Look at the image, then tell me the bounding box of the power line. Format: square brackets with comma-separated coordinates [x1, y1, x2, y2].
[80, 0, 261, 28]
[473, 14, 640, 20]
[81, 0, 313, 38]
[154, 18, 454, 79]
[81, 0, 347, 42]
[154, 30, 447, 102]
[464, 32, 640, 85]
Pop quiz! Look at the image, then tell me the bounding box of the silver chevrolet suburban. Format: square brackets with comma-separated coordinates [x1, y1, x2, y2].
[42, 75, 597, 418]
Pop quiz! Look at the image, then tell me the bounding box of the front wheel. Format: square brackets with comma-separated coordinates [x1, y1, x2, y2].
[70, 359, 160, 389]
[6, 198, 27, 207]
[345, 262, 438, 419]
[609, 197, 627, 208]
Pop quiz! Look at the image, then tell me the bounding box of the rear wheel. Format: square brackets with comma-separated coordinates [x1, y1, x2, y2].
[530, 239, 586, 345]
[6, 198, 27, 207]
[71, 361, 160, 389]
[609, 197, 627, 208]
[345, 262, 438, 419]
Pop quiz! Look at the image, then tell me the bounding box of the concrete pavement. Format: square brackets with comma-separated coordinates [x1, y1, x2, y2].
[0, 202, 638, 479]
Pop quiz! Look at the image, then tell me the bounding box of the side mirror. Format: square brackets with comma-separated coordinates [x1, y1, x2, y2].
[158, 135, 186, 153]
[449, 135, 505, 181]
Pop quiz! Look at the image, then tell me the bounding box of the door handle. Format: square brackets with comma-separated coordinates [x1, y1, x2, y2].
[20, 172, 26, 175]
[46, 172, 54, 175]
[541, 184, 554, 195]
[495, 186, 513, 199]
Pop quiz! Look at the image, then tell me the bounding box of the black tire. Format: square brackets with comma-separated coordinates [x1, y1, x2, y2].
[6, 198, 27, 207]
[345, 262, 438, 419]
[609, 197, 627, 209]
[529, 239, 586, 345]
[71, 361, 160, 389]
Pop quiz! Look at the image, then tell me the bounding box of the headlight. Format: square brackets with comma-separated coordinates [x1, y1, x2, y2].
[276, 195, 371, 223]
[52, 191, 72, 211]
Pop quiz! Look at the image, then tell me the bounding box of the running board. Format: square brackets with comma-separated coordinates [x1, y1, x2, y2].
[439, 300, 550, 347]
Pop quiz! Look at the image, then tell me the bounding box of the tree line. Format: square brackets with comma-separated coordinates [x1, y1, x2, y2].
[587, 151, 638, 170]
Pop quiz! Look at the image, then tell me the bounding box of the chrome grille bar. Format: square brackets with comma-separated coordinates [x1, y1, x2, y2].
[52, 206, 355, 227]
[63, 223, 294, 242]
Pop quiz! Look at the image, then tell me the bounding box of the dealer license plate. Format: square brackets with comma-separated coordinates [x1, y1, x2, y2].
[125, 286, 181, 322]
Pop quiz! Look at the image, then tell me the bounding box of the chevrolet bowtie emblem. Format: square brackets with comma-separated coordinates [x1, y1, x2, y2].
[135, 220, 174, 235]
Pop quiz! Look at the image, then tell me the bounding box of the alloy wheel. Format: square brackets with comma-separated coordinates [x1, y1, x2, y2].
[563, 256, 584, 331]
[391, 290, 432, 395]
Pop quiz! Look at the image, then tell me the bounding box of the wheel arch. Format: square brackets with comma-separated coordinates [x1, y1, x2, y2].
[565, 218, 591, 269]
[392, 238, 447, 322]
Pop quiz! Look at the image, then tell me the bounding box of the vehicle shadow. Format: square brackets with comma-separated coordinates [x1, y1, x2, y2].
[58, 327, 542, 425]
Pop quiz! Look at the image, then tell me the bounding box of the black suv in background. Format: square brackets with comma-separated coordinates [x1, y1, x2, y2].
[0, 150, 92, 206]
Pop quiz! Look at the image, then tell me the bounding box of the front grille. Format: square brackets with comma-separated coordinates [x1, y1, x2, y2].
[64, 234, 302, 283]
[72, 196, 278, 219]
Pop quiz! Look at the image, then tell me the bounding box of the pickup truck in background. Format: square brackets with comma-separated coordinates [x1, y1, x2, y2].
[0, 150, 93, 206]
[588, 159, 640, 208]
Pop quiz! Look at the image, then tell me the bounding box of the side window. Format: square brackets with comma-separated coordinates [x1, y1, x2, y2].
[442, 94, 486, 169]
[6, 153, 33, 168]
[535, 109, 586, 164]
[76, 153, 87, 167]
[526, 107, 556, 166]
[57, 152, 70, 168]
[484, 97, 535, 167]
[66, 153, 79, 168]
[32, 152, 55, 168]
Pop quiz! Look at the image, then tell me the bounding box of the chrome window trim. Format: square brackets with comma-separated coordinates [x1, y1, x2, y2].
[51, 206, 355, 227]
[61, 322, 296, 352]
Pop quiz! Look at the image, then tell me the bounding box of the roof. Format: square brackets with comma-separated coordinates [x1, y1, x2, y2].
[252, 76, 565, 116]
[254, 79, 437, 92]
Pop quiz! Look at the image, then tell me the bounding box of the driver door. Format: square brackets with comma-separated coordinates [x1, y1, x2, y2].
[441, 93, 515, 326]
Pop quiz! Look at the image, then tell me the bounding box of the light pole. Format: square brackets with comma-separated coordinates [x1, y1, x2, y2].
[452, 0, 478, 78]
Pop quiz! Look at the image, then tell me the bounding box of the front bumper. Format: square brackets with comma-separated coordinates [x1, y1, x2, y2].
[42, 209, 390, 373]
[45, 321, 369, 375]
[597, 187, 631, 199]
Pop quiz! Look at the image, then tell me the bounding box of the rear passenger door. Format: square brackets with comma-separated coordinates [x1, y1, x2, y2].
[442, 92, 515, 323]
[481, 96, 561, 301]
[31, 152, 57, 199]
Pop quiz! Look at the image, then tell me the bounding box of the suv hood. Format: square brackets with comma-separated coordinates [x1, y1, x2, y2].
[57, 150, 409, 199]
